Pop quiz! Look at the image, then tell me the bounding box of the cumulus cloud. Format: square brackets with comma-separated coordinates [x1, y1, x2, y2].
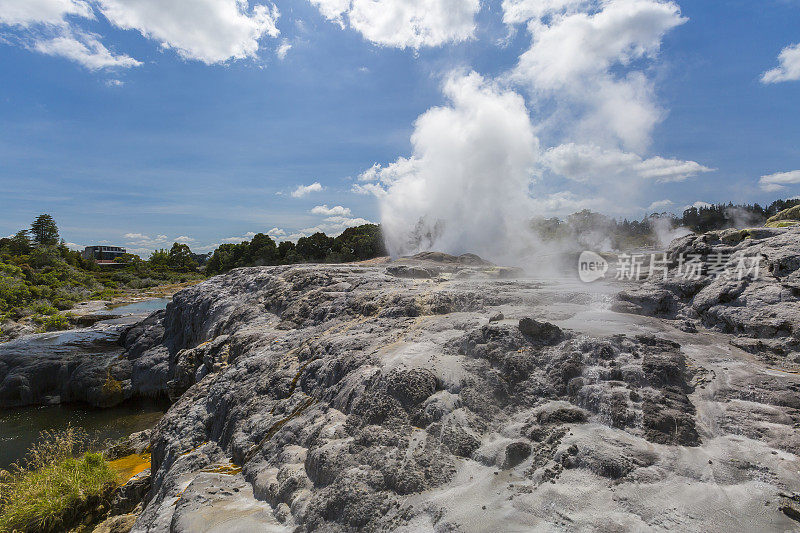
[308, 0, 480, 48]
[33, 31, 141, 70]
[647, 199, 674, 211]
[762, 43, 800, 84]
[96, 0, 280, 64]
[352, 182, 388, 198]
[311, 205, 352, 216]
[0, 0, 281, 68]
[220, 236, 250, 243]
[301, 203, 372, 236]
[0, 0, 93, 26]
[759, 170, 800, 192]
[508, 0, 686, 152]
[219, 231, 258, 244]
[543, 144, 712, 184]
[267, 227, 286, 237]
[123, 232, 172, 248]
[299, 215, 372, 236]
[291, 182, 324, 198]
[0, 0, 139, 70]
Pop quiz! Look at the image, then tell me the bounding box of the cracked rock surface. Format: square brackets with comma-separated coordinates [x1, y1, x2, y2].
[75, 251, 800, 531]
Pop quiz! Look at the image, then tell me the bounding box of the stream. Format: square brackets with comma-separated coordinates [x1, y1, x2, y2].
[0, 299, 171, 469]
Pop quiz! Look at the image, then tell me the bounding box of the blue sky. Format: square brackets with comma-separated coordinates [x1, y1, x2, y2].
[0, 0, 798, 256]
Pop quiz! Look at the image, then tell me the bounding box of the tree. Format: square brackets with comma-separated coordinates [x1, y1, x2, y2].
[249, 233, 278, 265]
[30, 214, 59, 246]
[167, 243, 198, 272]
[277, 241, 295, 262]
[296, 232, 334, 262]
[8, 231, 32, 255]
[148, 249, 170, 270]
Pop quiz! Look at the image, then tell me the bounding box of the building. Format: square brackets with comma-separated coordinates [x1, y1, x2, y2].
[83, 245, 127, 264]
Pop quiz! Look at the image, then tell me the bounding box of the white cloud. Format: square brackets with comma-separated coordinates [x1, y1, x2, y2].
[352, 182, 388, 198]
[221, 236, 250, 243]
[299, 215, 372, 236]
[220, 229, 285, 244]
[684, 201, 712, 210]
[276, 38, 291, 59]
[308, 0, 350, 25]
[762, 43, 800, 84]
[358, 157, 420, 183]
[0, 0, 93, 27]
[508, 0, 686, 152]
[759, 170, 800, 192]
[33, 31, 141, 70]
[501, 0, 588, 25]
[96, 0, 280, 64]
[0, 0, 140, 70]
[311, 204, 352, 216]
[291, 182, 324, 198]
[122, 232, 192, 249]
[647, 199, 673, 211]
[105, 78, 124, 86]
[309, 0, 480, 48]
[543, 143, 712, 184]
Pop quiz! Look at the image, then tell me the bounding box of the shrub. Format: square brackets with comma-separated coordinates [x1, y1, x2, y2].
[40, 314, 71, 332]
[0, 427, 117, 533]
[31, 302, 57, 316]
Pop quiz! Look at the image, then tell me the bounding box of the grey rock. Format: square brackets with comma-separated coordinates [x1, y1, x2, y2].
[53, 249, 800, 531]
[518, 318, 564, 344]
[489, 312, 504, 323]
[111, 468, 152, 515]
[618, 227, 800, 359]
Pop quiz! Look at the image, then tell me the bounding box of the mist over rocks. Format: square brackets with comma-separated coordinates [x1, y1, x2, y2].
[66, 251, 800, 531]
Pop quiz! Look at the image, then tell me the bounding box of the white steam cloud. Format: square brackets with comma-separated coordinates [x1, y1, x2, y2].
[360, 0, 709, 262]
[362, 72, 539, 260]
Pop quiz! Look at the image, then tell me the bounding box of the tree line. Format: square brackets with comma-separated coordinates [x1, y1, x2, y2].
[205, 224, 386, 275]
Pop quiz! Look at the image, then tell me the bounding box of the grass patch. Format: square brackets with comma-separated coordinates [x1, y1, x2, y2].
[0, 427, 117, 533]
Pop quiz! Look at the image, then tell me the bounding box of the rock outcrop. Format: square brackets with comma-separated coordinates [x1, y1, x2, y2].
[617, 227, 800, 361]
[98, 251, 800, 531]
[0, 325, 134, 407]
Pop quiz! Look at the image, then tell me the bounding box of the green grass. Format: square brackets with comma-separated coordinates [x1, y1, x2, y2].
[0, 427, 117, 533]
